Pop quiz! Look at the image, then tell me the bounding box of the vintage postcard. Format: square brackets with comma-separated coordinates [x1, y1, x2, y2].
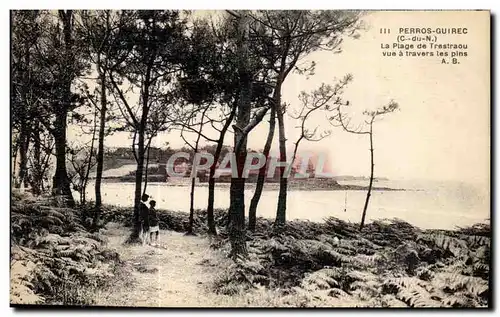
[10, 10, 490, 308]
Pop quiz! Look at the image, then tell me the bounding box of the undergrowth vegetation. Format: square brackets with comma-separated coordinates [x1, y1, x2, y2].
[10, 191, 125, 305]
[219, 219, 490, 308]
[102, 205, 490, 308]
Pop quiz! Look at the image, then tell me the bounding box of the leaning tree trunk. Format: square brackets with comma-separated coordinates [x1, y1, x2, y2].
[187, 141, 202, 235]
[207, 144, 222, 235]
[360, 123, 374, 231]
[248, 105, 276, 231]
[82, 107, 98, 205]
[275, 101, 287, 228]
[187, 107, 208, 235]
[207, 106, 236, 235]
[229, 12, 250, 259]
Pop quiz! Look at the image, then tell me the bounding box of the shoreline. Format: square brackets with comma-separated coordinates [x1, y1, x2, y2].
[100, 204, 489, 232]
[99, 179, 407, 192]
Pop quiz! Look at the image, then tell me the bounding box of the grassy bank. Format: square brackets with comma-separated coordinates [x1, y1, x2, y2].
[101, 205, 490, 307]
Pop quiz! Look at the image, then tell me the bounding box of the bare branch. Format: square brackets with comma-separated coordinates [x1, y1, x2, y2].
[109, 73, 139, 127]
[226, 10, 241, 19]
[234, 105, 271, 153]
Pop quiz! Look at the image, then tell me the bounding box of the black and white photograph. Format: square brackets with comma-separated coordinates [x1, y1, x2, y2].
[9, 9, 491, 308]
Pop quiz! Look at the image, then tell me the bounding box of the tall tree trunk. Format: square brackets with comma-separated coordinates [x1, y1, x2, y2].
[82, 107, 98, 205]
[248, 105, 276, 231]
[94, 67, 107, 227]
[187, 107, 208, 235]
[207, 145, 221, 235]
[31, 127, 42, 195]
[207, 175, 217, 233]
[52, 10, 75, 207]
[129, 122, 145, 243]
[360, 123, 374, 230]
[187, 160, 196, 235]
[16, 124, 31, 189]
[229, 12, 250, 259]
[40, 138, 53, 193]
[128, 53, 152, 243]
[79, 188, 84, 205]
[275, 100, 287, 228]
[128, 93, 150, 243]
[142, 138, 152, 196]
[207, 106, 236, 235]
[15, 23, 32, 190]
[52, 108, 75, 207]
[12, 135, 19, 186]
[187, 175, 196, 234]
[270, 32, 300, 231]
[229, 173, 247, 257]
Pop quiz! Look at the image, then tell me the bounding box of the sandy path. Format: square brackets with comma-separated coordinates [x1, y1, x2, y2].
[98, 223, 233, 308]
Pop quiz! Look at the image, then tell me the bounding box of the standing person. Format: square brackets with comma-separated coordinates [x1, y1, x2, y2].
[140, 194, 150, 245]
[148, 200, 160, 246]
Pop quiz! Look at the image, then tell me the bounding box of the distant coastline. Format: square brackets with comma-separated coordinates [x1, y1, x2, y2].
[94, 158, 404, 191]
[99, 177, 405, 192]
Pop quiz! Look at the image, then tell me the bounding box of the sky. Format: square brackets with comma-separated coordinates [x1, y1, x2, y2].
[68, 11, 490, 187]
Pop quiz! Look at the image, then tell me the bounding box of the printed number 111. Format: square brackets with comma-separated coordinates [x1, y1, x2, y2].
[380, 28, 390, 34]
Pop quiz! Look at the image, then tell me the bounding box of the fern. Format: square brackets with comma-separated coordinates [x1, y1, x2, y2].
[417, 233, 468, 257]
[441, 294, 477, 307]
[345, 270, 380, 298]
[472, 263, 489, 278]
[398, 287, 442, 307]
[416, 267, 435, 281]
[382, 277, 441, 307]
[301, 269, 340, 291]
[353, 254, 382, 267]
[10, 193, 123, 305]
[10, 260, 45, 305]
[435, 273, 488, 297]
[462, 235, 490, 249]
